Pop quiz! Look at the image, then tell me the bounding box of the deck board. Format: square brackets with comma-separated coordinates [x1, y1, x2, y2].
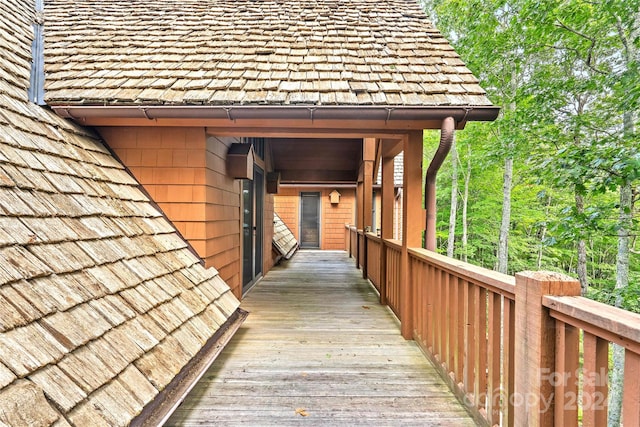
[166, 251, 476, 426]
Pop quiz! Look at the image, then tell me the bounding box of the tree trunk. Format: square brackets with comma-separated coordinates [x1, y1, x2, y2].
[461, 144, 471, 263]
[608, 105, 635, 426]
[497, 74, 516, 275]
[537, 195, 551, 269]
[496, 155, 513, 274]
[575, 192, 589, 295]
[447, 137, 458, 258]
[609, 180, 632, 426]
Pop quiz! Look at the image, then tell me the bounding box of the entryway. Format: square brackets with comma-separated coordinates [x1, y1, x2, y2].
[242, 166, 264, 293]
[299, 192, 320, 248]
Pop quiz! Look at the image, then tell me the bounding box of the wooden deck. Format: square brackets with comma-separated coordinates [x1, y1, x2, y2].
[166, 251, 476, 426]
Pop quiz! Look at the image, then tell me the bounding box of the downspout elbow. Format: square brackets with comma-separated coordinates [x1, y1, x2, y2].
[424, 116, 455, 251]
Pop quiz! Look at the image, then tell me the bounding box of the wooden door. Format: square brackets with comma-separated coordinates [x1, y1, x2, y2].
[300, 192, 320, 248]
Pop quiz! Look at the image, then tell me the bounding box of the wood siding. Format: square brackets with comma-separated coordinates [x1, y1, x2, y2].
[274, 188, 355, 250]
[99, 127, 280, 298]
[204, 134, 243, 296]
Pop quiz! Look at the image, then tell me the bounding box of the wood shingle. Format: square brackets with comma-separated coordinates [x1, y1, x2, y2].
[0, 1, 243, 425]
[43, 0, 493, 108]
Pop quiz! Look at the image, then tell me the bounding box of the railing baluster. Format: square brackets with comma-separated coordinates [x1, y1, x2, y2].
[449, 275, 458, 381]
[624, 350, 640, 426]
[554, 320, 579, 427]
[582, 332, 609, 426]
[456, 276, 465, 386]
[426, 263, 434, 351]
[434, 267, 442, 361]
[487, 291, 501, 424]
[504, 297, 515, 427]
[464, 281, 476, 401]
[473, 285, 487, 411]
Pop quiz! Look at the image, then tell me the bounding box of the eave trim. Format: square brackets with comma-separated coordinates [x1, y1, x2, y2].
[131, 307, 248, 427]
[52, 105, 500, 126]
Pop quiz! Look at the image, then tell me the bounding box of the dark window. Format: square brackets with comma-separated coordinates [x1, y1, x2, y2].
[244, 137, 265, 160]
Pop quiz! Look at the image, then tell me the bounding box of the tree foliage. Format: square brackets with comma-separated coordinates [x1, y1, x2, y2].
[422, 0, 640, 314]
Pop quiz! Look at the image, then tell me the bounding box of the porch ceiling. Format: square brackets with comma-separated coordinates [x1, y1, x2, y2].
[269, 138, 362, 184]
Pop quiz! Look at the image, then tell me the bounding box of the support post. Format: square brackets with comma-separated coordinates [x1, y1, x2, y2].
[355, 179, 362, 269]
[379, 154, 395, 305]
[514, 271, 581, 426]
[360, 138, 375, 279]
[400, 131, 424, 339]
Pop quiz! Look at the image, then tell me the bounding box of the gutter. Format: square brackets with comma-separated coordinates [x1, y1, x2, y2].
[279, 183, 357, 188]
[424, 116, 455, 251]
[52, 105, 499, 127]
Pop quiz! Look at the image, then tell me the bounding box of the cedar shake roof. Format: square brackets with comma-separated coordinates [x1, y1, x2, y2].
[272, 212, 298, 261]
[0, 1, 241, 425]
[43, 0, 492, 108]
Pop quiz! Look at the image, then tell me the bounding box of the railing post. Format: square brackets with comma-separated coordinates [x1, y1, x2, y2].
[400, 131, 423, 339]
[345, 224, 349, 254]
[355, 230, 360, 269]
[380, 155, 394, 306]
[362, 233, 368, 279]
[379, 240, 387, 305]
[514, 271, 581, 426]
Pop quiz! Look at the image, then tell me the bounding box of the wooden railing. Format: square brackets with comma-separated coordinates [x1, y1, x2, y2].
[409, 248, 516, 426]
[358, 231, 365, 271]
[384, 239, 402, 319]
[365, 233, 381, 292]
[543, 295, 640, 427]
[346, 225, 640, 426]
[347, 226, 357, 260]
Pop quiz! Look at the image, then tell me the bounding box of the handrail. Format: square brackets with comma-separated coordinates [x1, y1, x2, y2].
[383, 238, 402, 250]
[364, 232, 381, 242]
[544, 295, 640, 353]
[409, 247, 515, 299]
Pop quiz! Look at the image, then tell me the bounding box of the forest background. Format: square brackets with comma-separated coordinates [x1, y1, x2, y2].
[421, 0, 639, 314]
[420, 3, 638, 420]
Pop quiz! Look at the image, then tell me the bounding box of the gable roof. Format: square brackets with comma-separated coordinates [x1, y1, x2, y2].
[43, 0, 494, 111]
[0, 1, 242, 425]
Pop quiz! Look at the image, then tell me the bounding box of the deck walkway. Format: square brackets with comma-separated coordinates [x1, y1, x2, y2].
[166, 251, 476, 426]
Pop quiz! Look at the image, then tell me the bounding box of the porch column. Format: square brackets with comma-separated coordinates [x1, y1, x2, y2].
[360, 138, 375, 278]
[400, 131, 424, 339]
[355, 179, 362, 269]
[379, 154, 395, 305]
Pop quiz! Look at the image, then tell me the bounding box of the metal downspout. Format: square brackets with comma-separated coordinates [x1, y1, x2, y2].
[424, 116, 455, 251]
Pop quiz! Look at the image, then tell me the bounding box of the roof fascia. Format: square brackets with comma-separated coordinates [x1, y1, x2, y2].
[52, 105, 500, 130]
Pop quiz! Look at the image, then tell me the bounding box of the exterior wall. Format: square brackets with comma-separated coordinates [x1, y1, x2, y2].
[204, 134, 242, 296]
[274, 188, 300, 241]
[274, 187, 355, 250]
[264, 192, 276, 272]
[98, 127, 251, 298]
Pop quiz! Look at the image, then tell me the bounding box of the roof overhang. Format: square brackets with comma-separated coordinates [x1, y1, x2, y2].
[51, 104, 500, 132]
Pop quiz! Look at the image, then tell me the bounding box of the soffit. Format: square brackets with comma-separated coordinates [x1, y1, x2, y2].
[270, 137, 362, 183]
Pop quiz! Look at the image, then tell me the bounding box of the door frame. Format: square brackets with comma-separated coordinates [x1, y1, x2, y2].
[242, 165, 264, 294]
[299, 191, 321, 249]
